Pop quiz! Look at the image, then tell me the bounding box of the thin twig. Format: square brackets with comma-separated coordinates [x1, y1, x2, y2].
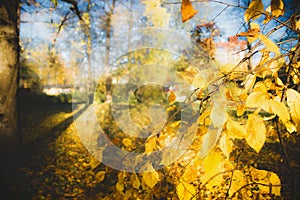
[225, 149, 244, 199]
[211, 5, 229, 21]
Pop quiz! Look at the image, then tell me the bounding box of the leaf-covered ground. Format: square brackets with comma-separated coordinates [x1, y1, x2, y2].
[6, 94, 300, 199]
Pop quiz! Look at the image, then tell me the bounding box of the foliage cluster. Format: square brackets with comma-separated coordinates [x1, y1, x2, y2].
[91, 0, 300, 199]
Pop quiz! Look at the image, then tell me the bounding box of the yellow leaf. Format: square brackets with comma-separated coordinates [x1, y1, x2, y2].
[250, 22, 259, 30]
[226, 118, 247, 139]
[243, 74, 256, 92]
[284, 121, 297, 134]
[246, 91, 269, 108]
[263, 14, 272, 24]
[181, 0, 198, 23]
[145, 136, 157, 155]
[210, 99, 228, 128]
[250, 167, 281, 196]
[116, 171, 126, 192]
[182, 163, 198, 182]
[237, 28, 260, 37]
[219, 134, 233, 157]
[168, 90, 177, 104]
[90, 159, 100, 170]
[124, 189, 133, 200]
[259, 34, 280, 55]
[296, 19, 300, 30]
[294, 95, 300, 120]
[95, 171, 106, 183]
[253, 81, 268, 93]
[199, 127, 221, 158]
[244, 0, 264, 22]
[286, 88, 299, 107]
[269, 99, 290, 122]
[131, 173, 140, 189]
[176, 181, 196, 200]
[160, 148, 178, 166]
[192, 74, 208, 89]
[286, 89, 300, 132]
[142, 164, 159, 189]
[122, 138, 132, 147]
[116, 181, 124, 192]
[271, 0, 284, 17]
[244, 23, 261, 43]
[236, 103, 246, 117]
[246, 114, 266, 153]
[237, 26, 260, 44]
[202, 150, 224, 190]
[228, 170, 247, 196]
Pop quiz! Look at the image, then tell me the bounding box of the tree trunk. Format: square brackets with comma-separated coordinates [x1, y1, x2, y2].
[0, 0, 19, 146]
[104, 0, 116, 102]
[0, 0, 20, 197]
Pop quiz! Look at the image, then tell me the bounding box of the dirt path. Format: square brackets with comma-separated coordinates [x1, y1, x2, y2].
[7, 103, 117, 199]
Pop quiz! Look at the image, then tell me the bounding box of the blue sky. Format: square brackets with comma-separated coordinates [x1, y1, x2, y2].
[19, 0, 296, 78]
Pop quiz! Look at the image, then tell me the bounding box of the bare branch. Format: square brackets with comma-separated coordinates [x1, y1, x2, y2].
[61, 0, 83, 21]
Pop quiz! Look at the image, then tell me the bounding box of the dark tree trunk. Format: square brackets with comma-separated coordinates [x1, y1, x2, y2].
[0, 0, 19, 146]
[0, 0, 20, 197]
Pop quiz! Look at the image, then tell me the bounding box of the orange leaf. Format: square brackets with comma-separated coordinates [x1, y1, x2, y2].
[168, 90, 177, 104]
[181, 0, 198, 23]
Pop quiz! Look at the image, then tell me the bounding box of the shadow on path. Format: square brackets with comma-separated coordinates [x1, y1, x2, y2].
[0, 98, 90, 199]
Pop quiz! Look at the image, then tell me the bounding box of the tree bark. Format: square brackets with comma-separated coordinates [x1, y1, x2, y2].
[0, 0, 19, 146]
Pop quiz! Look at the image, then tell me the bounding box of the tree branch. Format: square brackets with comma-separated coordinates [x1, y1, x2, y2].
[61, 0, 83, 21]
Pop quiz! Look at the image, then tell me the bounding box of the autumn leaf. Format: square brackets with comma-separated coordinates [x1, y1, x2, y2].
[269, 99, 290, 122]
[263, 6, 272, 24]
[95, 171, 106, 183]
[236, 103, 246, 117]
[160, 148, 178, 166]
[236, 26, 260, 38]
[250, 167, 281, 196]
[182, 163, 199, 182]
[296, 19, 300, 30]
[199, 127, 222, 158]
[294, 95, 300, 120]
[210, 98, 228, 128]
[246, 91, 269, 108]
[142, 164, 159, 189]
[90, 158, 100, 170]
[271, 0, 284, 17]
[122, 138, 132, 147]
[130, 173, 141, 189]
[228, 170, 247, 196]
[168, 90, 177, 104]
[226, 118, 247, 139]
[201, 150, 224, 190]
[244, 0, 264, 22]
[246, 114, 266, 153]
[116, 180, 124, 192]
[116, 171, 126, 192]
[286, 89, 300, 132]
[181, 0, 198, 23]
[176, 180, 197, 200]
[145, 136, 157, 155]
[219, 134, 233, 157]
[259, 34, 280, 55]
